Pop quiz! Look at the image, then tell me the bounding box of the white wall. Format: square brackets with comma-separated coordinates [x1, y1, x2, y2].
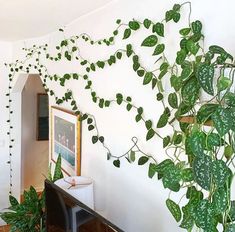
[0, 41, 12, 223]
[21, 75, 49, 192]
[6, 0, 235, 231]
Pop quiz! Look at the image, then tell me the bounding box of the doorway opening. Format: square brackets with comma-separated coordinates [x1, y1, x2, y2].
[21, 74, 49, 194]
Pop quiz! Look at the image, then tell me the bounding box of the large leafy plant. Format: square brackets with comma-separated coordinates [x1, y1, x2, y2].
[5, 2, 235, 231]
[0, 154, 63, 232]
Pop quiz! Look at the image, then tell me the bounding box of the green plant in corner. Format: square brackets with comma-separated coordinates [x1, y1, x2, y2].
[4, 2, 235, 231]
[0, 154, 63, 232]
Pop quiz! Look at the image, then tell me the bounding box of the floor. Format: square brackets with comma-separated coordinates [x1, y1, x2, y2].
[0, 225, 10, 232]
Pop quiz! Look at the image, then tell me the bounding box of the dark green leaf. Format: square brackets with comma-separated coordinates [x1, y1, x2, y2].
[97, 61, 105, 69]
[166, 199, 182, 222]
[192, 20, 202, 34]
[173, 12, 180, 23]
[9, 195, 19, 207]
[158, 69, 168, 79]
[163, 136, 171, 148]
[135, 114, 141, 122]
[129, 20, 140, 30]
[88, 125, 95, 131]
[113, 160, 120, 168]
[209, 45, 225, 54]
[181, 64, 192, 81]
[137, 69, 145, 77]
[142, 72, 153, 85]
[99, 136, 104, 143]
[196, 104, 218, 124]
[53, 154, 63, 182]
[145, 120, 152, 130]
[146, 129, 155, 141]
[168, 93, 178, 109]
[126, 44, 133, 57]
[123, 28, 131, 39]
[186, 40, 199, 55]
[148, 163, 158, 178]
[173, 134, 182, 145]
[197, 63, 215, 95]
[165, 10, 174, 22]
[154, 22, 164, 37]
[126, 104, 132, 111]
[143, 19, 151, 29]
[179, 28, 191, 36]
[138, 156, 149, 165]
[92, 136, 98, 144]
[157, 112, 169, 128]
[116, 52, 122, 59]
[176, 49, 187, 65]
[156, 93, 163, 101]
[141, 35, 158, 47]
[153, 44, 165, 55]
[170, 75, 182, 91]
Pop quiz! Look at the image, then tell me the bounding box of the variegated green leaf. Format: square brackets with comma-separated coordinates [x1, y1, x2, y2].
[197, 63, 215, 95]
[141, 35, 158, 47]
[194, 199, 216, 230]
[181, 77, 200, 106]
[189, 131, 206, 157]
[166, 199, 182, 222]
[212, 106, 231, 136]
[212, 160, 230, 187]
[212, 187, 229, 215]
[193, 155, 212, 190]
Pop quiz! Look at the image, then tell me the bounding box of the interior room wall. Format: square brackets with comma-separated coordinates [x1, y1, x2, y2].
[0, 41, 12, 224]
[7, 0, 235, 231]
[21, 74, 49, 193]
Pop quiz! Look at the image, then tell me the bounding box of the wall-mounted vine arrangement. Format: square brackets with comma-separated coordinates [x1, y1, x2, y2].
[4, 2, 235, 231]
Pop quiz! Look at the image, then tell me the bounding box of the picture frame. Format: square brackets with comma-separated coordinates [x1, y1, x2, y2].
[51, 106, 81, 176]
[37, 93, 49, 141]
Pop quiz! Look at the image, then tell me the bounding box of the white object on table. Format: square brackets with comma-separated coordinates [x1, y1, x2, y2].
[54, 176, 94, 232]
[54, 176, 94, 209]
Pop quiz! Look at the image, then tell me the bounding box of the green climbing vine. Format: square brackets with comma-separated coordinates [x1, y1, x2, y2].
[4, 2, 235, 231]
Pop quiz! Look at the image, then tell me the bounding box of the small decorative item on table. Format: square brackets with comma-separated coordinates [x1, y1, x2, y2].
[51, 106, 81, 176]
[55, 176, 94, 209]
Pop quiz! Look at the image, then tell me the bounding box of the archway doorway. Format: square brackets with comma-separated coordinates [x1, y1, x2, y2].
[21, 74, 49, 194]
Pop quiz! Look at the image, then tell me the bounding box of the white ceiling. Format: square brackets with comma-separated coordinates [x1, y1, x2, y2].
[0, 0, 113, 41]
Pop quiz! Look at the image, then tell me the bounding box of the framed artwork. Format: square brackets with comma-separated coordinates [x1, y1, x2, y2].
[37, 93, 49, 140]
[51, 106, 81, 176]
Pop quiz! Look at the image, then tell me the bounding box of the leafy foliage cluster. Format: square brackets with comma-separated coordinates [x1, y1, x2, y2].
[0, 155, 63, 231]
[4, 2, 235, 231]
